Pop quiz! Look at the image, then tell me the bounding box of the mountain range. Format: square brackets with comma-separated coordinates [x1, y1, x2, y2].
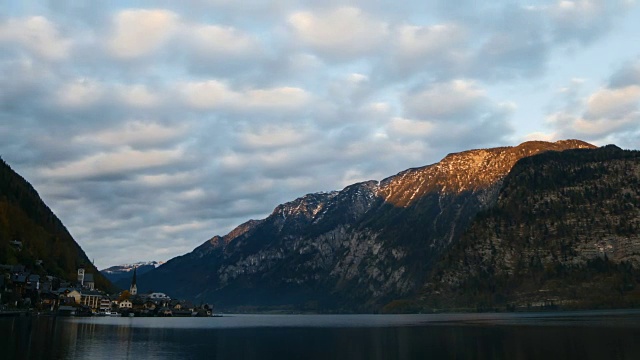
[4, 139, 639, 313]
[134, 139, 640, 312]
[100, 261, 162, 290]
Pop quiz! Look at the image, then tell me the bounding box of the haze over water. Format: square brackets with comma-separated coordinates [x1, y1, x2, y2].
[4, 310, 640, 359]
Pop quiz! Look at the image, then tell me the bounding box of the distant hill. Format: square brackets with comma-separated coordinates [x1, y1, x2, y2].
[101, 261, 162, 290]
[0, 158, 113, 291]
[137, 140, 619, 312]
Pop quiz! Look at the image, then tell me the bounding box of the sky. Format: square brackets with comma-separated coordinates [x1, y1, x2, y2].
[1, 0, 640, 269]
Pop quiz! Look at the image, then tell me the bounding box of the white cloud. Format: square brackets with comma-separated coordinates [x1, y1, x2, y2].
[562, 98, 639, 138]
[218, 152, 252, 174]
[586, 86, 640, 119]
[180, 80, 310, 111]
[107, 9, 179, 58]
[134, 171, 198, 188]
[609, 60, 640, 88]
[185, 24, 260, 58]
[158, 220, 210, 234]
[573, 114, 639, 136]
[41, 148, 185, 180]
[56, 78, 104, 108]
[386, 117, 435, 138]
[239, 125, 311, 150]
[391, 23, 467, 75]
[396, 80, 515, 149]
[0, 16, 72, 60]
[180, 80, 238, 109]
[396, 24, 463, 57]
[244, 87, 311, 109]
[133, 172, 195, 189]
[288, 6, 389, 59]
[233, 178, 276, 196]
[547, 0, 627, 44]
[74, 121, 189, 148]
[117, 84, 161, 108]
[56, 80, 165, 110]
[546, 75, 640, 144]
[523, 131, 559, 142]
[404, 80, 484, 120]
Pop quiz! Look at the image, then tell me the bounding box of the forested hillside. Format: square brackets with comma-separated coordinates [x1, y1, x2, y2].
[421, 145, 640, 311]
[0, 158, 112, 291]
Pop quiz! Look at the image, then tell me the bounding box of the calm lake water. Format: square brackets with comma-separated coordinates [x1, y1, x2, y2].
[3, 310, 640, 359]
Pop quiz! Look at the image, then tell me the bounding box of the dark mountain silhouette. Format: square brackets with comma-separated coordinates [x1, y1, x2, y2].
[0, 158, 112, 291]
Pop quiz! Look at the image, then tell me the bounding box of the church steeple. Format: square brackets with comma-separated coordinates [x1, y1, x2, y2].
[130, 266, 138, 296]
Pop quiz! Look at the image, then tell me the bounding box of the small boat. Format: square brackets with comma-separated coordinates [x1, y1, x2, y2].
[97, 310, 121, 317]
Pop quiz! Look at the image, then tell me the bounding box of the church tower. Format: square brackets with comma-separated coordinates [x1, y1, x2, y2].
[77, 268, 85, 286]
[130, 266, 138, 296]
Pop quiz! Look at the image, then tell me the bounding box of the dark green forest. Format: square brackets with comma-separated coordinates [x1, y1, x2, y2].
[419, 146, 640, 311]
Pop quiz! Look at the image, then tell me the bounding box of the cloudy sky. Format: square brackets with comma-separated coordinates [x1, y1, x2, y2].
[2, 1, 640, 269]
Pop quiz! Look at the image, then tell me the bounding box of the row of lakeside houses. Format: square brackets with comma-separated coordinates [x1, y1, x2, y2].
[1, 264, 214, 317]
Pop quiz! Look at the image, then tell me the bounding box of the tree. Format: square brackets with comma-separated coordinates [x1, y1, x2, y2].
[117, 290, 131, 302]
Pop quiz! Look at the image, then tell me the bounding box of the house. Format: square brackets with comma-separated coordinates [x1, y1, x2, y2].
[172, 309, 194, 317]
[60, 288, 82, 304]
[81, 290, 102, 310]
[182, 301, 195, 311]
[158, 307, 172, 316]
[170, 300, 182, 310]
[148, 292, 171, 307]
[99, 298, 112, 312]
[119, 299, 133, 309]
[26, 274, 40, 291]
[10, 240, 23, 251]
[149, 292, 170, 301]
[195, 308, 212, 317]
[196, 304, 214, 317]
[143, 300, 157, 310]
[171, 300, 195, 311]
[40, 291, 60, 311]
[39, 276, 57, 292]
[0, 264, 10, 270]
[11, 272, 28, 296]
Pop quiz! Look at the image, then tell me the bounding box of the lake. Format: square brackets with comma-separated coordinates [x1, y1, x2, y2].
[3, 310, 640, 359]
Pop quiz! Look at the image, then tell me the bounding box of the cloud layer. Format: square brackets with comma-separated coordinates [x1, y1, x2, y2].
[1, 0, 638, 268]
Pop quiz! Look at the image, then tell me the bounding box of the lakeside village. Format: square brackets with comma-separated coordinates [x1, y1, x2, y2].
[1, 260, 214, 317]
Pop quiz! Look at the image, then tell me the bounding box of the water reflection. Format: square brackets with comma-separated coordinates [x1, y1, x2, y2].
[3, 313, 640, 359]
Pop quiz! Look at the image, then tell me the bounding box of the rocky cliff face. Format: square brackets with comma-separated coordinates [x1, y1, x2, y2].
[378, 140, 594, 205]
[139, 140, 596, 311]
